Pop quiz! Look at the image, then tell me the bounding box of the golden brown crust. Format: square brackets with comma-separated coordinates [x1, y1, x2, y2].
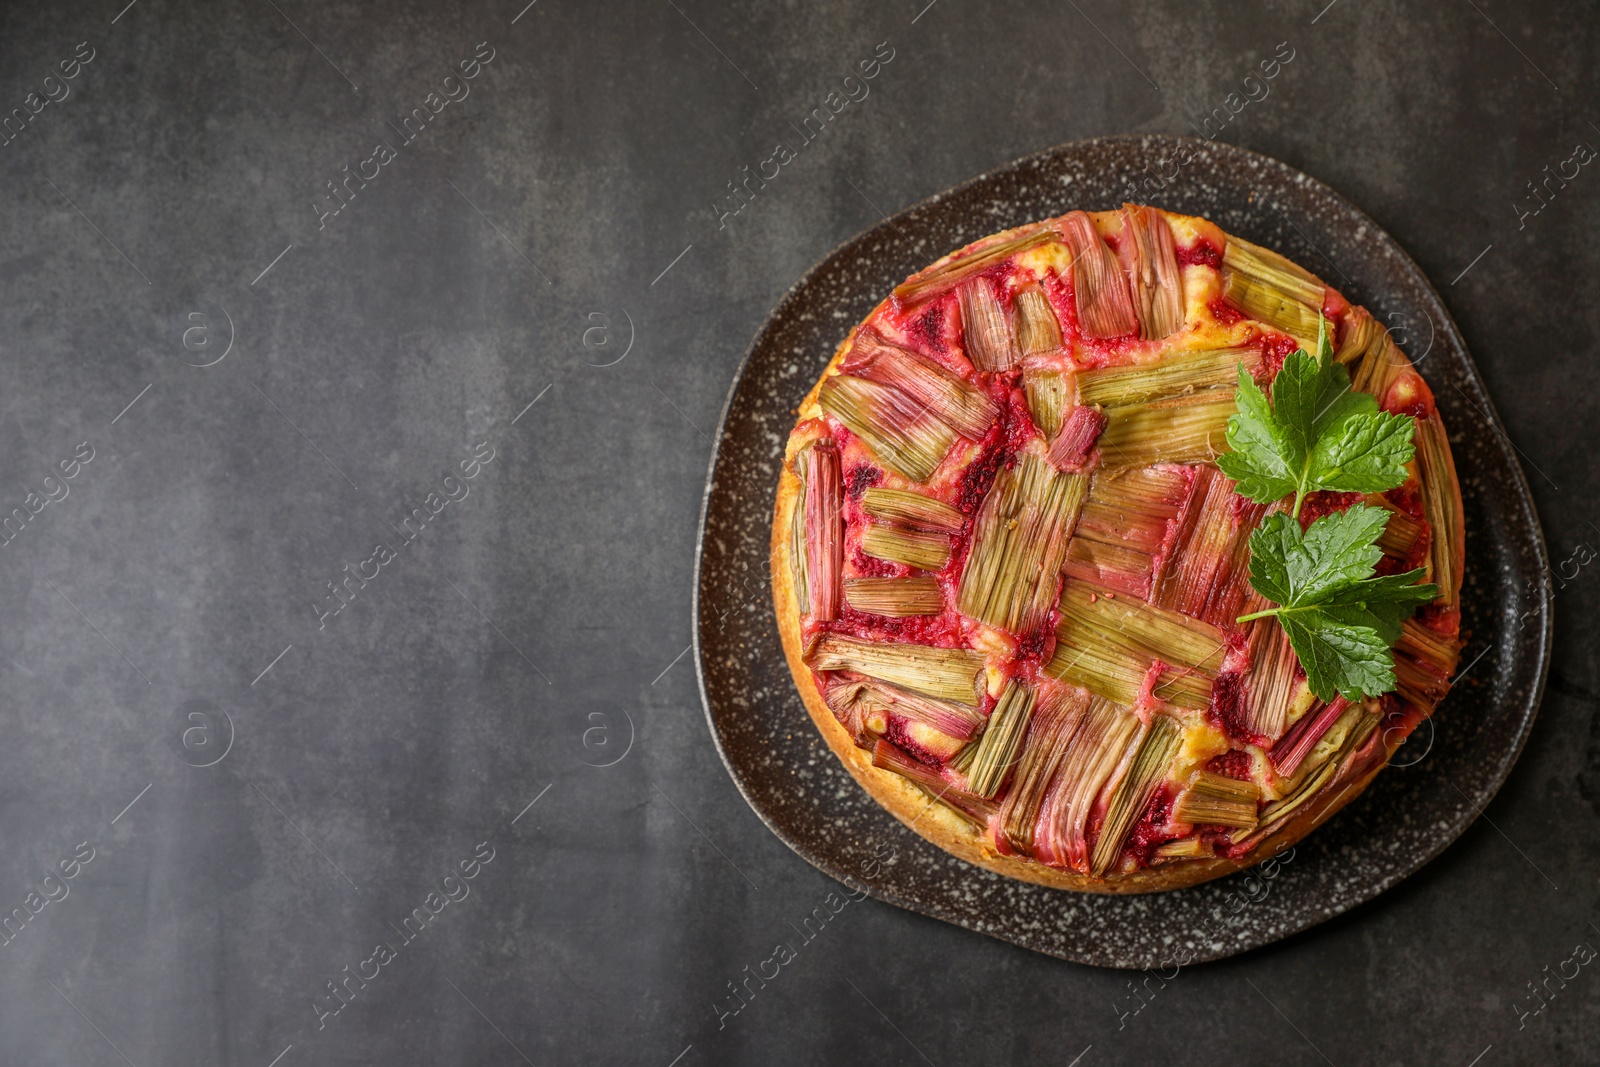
[769, 212, 1458, 894]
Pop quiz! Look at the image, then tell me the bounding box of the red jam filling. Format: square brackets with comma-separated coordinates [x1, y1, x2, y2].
[1296, 490, 1365, 529]
[1176, 238, 1223, 269]
[1206, 750, 1254, 780]
[1207, 296, 1244, 327]
[845, 463, 881, 500]
[1126, 786, 1179, 865]
[830, 604, 965, 648]
[1207, 670, 1271, 749]
[953, 424, 1013, 515]
[1257, 331, 1302, 380]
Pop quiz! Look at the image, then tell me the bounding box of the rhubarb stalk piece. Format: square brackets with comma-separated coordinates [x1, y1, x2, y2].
[1415, 415, 1464, 608]
[860, 488, 965, 532]
[958, 453, 1088, 633]
[958, 276, 1020, 372]
[1023, 361, 1070, 439]
[1173, 771, 1261, 829]
[858, 486, 961, 572]
[1045, 405, 1108, 472]
[1350, 328, 1408, 399]
[1242, 705, 1379, 846]
[1221, 235, 1325, 349]
[1046, 580, 1224, 710]
[1096, 389, 1238, 468]
[1014, 286, 1063, 356]
[894, 227, 1058, 306]
[1064, 580, 1228, 672]
[860, 522, 952, 571]
[846, 675, 985, 740]
[818, 374, 954, 484]
[807, 634, 986, 705]
[1122, 204, 1184, 341]
[1241, 610, 1302, 741]
[1393, 618, 1459, 708]
[789, 453, 809, 613]
[1079, 467, 1189, 548]
[1062, 211, 1138, 339]
[826, 676, 983, 763]
[999, 687, 1092, 852]
[1270, 696, 1349, 777]
[1334, 306, 1381, 368]
[823, 676, 886, 746]
[963, 680, 1035, 798]
[843, 329, 998, 441]
[1077, 347, 1260, 408]
[1064, 466, 1188, 599]
[1091, 714, 1181, 875]
[875, 683, 985, 741]
[1153, 836, 1211, 859]
[1376, 503, 1428, 572]
[819, 330, 1000, 482]
[843, 576, 945, 617]
[799, 443, 842, 621]
[1032, 696, 1141, 871]
[1063, 537, 1156, 600]
[1153, 466, 1263, 628]
[870, 739, 997, 825]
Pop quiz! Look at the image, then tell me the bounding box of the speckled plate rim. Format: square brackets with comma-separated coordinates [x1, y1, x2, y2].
[693, 134, 1553, 968]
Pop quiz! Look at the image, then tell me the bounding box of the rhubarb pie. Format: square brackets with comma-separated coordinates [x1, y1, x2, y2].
[772, 205, 1464, 892]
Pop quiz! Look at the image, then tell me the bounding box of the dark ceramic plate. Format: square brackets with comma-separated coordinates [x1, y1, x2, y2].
[693, 135, 1552, 969]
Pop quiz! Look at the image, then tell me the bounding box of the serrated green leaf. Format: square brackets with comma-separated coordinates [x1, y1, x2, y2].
[1291, 505, 1391, 602]
[1218, 313, 1417, 510]
[1319, 569, 1439, 643]
[1247, 506, 1390, 608]
[1264, 346, 1353, 460]
[1224, 314, 1438, 700]
[1306, 408, 1417, 494]
[1217, 364, 1301, 503]
[1320, 568, 1438, 606]
[1244, 512, 1300, 605]
[1281, 610, 1396, 701]
[1242, 505, 1437, 700]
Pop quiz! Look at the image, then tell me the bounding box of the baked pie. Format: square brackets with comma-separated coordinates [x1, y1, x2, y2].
[772, 205, 1462, 892]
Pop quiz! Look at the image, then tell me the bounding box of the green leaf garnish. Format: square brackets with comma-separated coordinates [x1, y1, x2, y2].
[1238, 508, 1439, 701]
[1226, 316, 1438, 701]
[1216, 316, 1417, 517]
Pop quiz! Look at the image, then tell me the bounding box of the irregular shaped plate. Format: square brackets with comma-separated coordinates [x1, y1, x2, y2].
[693, 135, 1552, 968]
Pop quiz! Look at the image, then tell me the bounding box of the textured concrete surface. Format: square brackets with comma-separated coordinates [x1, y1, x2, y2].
[0, 1, 1594, 1064]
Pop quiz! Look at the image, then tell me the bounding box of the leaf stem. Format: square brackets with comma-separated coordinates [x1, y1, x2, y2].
[1236, 608, 1280, 624]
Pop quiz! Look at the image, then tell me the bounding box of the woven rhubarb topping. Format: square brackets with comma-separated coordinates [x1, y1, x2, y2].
[782, 205, 1462, 879]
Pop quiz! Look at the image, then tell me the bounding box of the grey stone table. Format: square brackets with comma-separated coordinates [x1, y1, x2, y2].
[0, 1, 1594, 1064]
